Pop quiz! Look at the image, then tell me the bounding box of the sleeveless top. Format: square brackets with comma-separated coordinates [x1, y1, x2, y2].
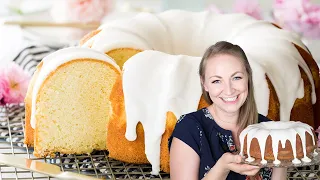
[168, 107, 273, 180]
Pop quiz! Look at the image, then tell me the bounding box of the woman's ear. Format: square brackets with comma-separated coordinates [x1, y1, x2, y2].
[201, 78, 209, 92]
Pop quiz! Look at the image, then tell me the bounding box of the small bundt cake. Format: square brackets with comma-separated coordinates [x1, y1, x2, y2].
[239, 121, 318, 165]
[79, 10, 320, 173]
[24, 47, 120, 156]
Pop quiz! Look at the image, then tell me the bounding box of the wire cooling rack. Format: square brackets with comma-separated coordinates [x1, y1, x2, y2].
[0, 104, 319, 180]
[0, 104, 170, 180]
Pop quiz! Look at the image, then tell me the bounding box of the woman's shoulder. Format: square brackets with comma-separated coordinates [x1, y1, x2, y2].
[169, 110, 205, 156]
[176, 110, 203, 126]
[258, 113, 272, 123]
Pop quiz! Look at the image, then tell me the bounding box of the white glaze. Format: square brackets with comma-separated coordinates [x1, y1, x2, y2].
[122, 50, 202, 174]
[239, 121, 316, 165]
[30, 47, 120, 128]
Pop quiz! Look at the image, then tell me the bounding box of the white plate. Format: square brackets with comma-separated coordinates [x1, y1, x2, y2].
[240, 148, 320, 168]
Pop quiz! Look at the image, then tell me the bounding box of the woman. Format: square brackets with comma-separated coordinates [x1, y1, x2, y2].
[168, 41, 287, 180]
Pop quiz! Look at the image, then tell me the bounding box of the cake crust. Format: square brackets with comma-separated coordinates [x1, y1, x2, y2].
[24, 62, 43, 147]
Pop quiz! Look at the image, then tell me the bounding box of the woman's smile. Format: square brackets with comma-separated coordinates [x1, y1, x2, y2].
[220, 95, 239, 103]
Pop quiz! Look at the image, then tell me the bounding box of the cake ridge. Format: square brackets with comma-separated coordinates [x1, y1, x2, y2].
[88, 12, 171, 54]
[233, 39, 316, 121]
[122, 50, 202, 174]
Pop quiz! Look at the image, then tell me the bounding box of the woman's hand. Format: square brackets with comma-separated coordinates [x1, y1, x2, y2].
[218, 152, 261, 176]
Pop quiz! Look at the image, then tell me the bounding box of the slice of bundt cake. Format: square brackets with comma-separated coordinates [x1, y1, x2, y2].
[24, 47, 120, 157]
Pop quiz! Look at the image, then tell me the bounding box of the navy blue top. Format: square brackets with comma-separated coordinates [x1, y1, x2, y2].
[168, 107, 272, 180]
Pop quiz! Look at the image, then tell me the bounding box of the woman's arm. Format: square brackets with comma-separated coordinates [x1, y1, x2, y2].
[202, 156, 229, 180]
[170, 137, 252, 180]
[271, 168, 287, 180]
[170, 137, 200, 180]
[170, 137, 230, 180]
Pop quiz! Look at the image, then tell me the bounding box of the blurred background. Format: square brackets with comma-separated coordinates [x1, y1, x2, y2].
[0, 0, 320, 70]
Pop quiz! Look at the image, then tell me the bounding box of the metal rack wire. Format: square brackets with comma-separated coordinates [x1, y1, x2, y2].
[0, 104, 319, 180]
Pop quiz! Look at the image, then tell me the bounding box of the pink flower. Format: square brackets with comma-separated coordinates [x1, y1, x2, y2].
[273, 0, 320, 39]
[233, 0, 262, 20]
[273, 0, 302, 21]
[316, 126, 320, 147]
[0, 63, 30, 105]
[207, 0, 262, 20]
[0, 79, 7, 105]
[50, 0, 113, 23]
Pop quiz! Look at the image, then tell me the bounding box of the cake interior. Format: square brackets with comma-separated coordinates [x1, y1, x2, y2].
[34, 59, 119, 156]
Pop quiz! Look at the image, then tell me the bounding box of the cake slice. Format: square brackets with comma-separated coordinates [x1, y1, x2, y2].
[24, 47, 120, 157]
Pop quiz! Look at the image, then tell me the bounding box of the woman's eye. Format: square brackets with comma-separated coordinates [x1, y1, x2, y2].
[233, 76, 242, 80]
[212, 80, 220, 84]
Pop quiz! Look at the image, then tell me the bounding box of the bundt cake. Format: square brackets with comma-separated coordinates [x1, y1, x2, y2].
[239, 121, 318, 165]
[78, 10, 319, 173]
[24, 47, 120, 156]
[24, 10, 320, 175]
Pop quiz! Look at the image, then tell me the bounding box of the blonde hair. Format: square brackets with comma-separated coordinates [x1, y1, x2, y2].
[199, 41, 258, 135]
